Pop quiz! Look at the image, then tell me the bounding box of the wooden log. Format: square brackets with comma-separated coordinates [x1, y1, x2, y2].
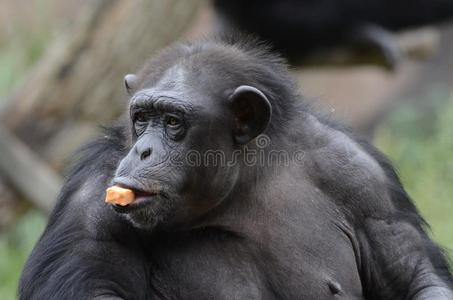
[0, 125, 62, 213]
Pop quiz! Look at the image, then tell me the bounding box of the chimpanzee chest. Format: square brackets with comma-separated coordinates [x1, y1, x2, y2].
[147, 227, 364, 299]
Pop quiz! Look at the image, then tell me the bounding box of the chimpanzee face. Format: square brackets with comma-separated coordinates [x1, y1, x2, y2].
[110, 64, 271, 230]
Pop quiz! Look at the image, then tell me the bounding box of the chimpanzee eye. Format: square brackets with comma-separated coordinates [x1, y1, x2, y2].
[164, 114, 185, 140]
[166, 115, 181, 127]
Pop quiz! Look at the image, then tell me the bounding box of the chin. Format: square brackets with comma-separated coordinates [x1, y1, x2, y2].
[116, 195, 179, 231]
[123, 210, 161, 230]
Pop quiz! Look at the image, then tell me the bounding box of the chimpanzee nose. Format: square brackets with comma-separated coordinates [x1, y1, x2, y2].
[140, 147, 152, 161]
[133, 136, 156, 161]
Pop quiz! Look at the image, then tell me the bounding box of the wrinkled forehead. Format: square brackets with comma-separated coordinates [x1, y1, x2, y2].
[133, 62, 233, 110]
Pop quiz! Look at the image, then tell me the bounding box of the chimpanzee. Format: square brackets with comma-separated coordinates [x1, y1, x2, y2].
[19, 35, 453, 299]
[213, 0, 453, 68]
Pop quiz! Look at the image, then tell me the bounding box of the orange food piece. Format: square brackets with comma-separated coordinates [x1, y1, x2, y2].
[105, 186, 135, 206]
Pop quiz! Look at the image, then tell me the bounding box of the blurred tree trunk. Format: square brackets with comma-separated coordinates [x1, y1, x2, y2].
[2, 0, 202, 168]
[0, 0, 202, 213]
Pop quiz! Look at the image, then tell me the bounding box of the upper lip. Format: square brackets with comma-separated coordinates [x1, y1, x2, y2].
[109, 177, 163, 213]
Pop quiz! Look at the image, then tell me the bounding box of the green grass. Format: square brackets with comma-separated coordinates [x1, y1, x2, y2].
[375, 93, 453, 258]
[0, 212, 46, 299]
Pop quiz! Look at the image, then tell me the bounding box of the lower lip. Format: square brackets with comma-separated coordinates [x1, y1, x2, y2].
[111, 194, 159, 213]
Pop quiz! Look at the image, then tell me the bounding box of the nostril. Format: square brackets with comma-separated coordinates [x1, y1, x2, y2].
[140, 148, 152, 160]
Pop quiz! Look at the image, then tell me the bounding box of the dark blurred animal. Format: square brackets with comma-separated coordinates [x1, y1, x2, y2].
[19, 35, 453, 299]
[214, 0, 453, 68]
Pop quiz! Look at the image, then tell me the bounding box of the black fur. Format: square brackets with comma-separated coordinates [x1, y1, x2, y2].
[19, 35, 453, 299]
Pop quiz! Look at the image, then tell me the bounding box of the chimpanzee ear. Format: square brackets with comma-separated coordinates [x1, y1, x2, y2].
[124, 74, 138, 95]
[229, 85, 272, 145]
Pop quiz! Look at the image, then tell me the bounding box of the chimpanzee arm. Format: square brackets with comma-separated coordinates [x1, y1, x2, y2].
[19, 217, 144, 300]
[351, 150, 453, 299]
[358, 214, 453, 300]
[317, 134, 453, 299]
[18, 133, 149, 300]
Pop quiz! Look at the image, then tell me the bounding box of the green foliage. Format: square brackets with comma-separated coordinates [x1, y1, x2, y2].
[0, 212, 46, 300]
[375, 93, 453, 259]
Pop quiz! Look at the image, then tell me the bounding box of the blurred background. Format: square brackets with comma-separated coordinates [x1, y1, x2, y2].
[0, 0, 452, 298]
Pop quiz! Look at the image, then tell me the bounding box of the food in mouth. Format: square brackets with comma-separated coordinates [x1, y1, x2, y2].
[105, 186, 135, 206]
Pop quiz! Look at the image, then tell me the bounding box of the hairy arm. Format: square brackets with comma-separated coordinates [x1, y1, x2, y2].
[358, 214, 453, 299]
[18, 131, 149, 299]
[355, 144, 453, 299]
[18, 218, 142, 299]
[310, 128, 453, 299]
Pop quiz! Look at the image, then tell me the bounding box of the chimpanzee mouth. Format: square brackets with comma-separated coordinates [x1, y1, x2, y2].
[110, 181, 164, 214]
